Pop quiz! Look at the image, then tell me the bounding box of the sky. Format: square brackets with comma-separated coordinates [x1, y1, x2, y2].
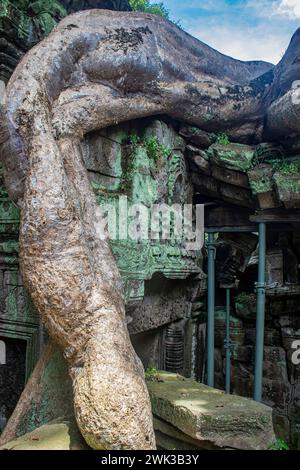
[162, 0, 300, 64]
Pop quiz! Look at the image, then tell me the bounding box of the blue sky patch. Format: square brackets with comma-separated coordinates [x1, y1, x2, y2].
[162, 0, 300, 64]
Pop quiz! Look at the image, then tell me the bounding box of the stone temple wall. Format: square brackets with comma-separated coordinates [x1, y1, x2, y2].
[86, 116, 300, 447]
[0, 164, 41, 431]
[1, 113, 300, 447]
[176, 122, 300, 447]
[0, 115, 207, 432]
[79, 117, 207, 379]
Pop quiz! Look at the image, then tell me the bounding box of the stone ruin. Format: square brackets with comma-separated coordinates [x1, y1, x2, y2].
[0, 3, 299, 450]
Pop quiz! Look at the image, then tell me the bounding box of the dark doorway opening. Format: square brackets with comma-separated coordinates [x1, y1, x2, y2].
[0, 336, 26, 433]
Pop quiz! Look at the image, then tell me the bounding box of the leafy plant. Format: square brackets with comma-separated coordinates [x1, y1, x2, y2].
[129, 131, 141, 146]
[129, 132, 171, 161]
[129, 0, 170, 18]
[9, 0, 67, 37]
[270, 439, 290, 451]
[145, 366, 158, 380]
[272, 160, 300, 176]
[144, 136, 171, 161]
[11, 0, 66, 17]
[216, 133, 230, 145]
[129, 0, 181, 27]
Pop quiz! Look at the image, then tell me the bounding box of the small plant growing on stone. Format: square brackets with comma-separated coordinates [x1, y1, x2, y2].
[270, 439, 290, 450]
[129, 132, 141, 146]
[144, 136, 172, 161]
[129, 133, 171, 161]
[216, 133, 230, 145]
[145, 367, 158, 380]
[272, 160, 300, 176]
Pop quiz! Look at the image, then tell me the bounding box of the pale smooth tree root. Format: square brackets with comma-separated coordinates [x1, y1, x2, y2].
[0, 10, 300, 449]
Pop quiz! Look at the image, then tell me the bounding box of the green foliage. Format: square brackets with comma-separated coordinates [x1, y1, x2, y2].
[145, 366, 158, 380]
[8, 0, 28, 9]
[250, 155, 300, 175]
[250, 156, 260, 169]
[144, 136, 171, 161]
[129, 132, 171, 161]
[129, 0, 182, 27]
[272, 160, 300, 176]
[216, 133, 230, 145]
[9, 0, 67, 36]
[129, 0, 170, 18]
[270, 439, 290, 450]
[129, 131, 140, 146]
[11, 0, 66, 17]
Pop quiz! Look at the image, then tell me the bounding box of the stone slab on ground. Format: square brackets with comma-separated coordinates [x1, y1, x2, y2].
[1, 347, 276, 450]
[146, 372, 276, 450]
[0, 420, 88, 450]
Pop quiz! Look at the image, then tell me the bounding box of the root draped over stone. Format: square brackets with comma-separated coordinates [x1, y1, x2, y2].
[0, 9, 300, 450]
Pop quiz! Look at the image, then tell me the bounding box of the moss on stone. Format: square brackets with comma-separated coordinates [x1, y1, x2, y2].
[274, 172, 300, 194]
[146, 371, 276, 450]
[208, 143, 255, 172]
[248, 164, 274, 195]
[0, 420, 88, 450]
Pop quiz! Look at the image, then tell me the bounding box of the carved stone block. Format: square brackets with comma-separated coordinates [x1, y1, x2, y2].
[248, 164, 280, 209]
[274, 172, 300, 209]
[208, 143, 255, 172]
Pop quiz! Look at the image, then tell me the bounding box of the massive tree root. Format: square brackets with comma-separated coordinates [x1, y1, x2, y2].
[0, 9, 299, 450]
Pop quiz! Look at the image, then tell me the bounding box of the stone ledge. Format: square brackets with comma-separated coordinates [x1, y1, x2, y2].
[0, 346, 276, 450]
[0, 419, 88, 450]
[147, 371, 276, 450]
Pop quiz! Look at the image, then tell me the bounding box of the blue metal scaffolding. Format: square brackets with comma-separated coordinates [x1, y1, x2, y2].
[205, 224, 267, 402]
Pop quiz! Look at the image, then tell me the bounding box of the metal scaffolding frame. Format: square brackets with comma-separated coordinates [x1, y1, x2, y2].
[205, 223, 267, 401]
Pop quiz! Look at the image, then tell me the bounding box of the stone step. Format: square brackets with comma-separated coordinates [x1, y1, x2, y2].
[0, 420, 88, 450]
[146, 371, 276, 450]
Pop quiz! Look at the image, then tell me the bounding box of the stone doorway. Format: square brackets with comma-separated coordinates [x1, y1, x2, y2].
[0, 337, 26, 433]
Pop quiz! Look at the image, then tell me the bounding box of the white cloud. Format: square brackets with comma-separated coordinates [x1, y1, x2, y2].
[246, 0, 278, 17]
[165, 0, 299, 64]
[247, 0, 300, 19]
[277, 0, 300, 18]
[188, 23, 290, 64]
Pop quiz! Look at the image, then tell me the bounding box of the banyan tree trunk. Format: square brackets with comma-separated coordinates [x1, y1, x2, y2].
[0, 9, 299, 450]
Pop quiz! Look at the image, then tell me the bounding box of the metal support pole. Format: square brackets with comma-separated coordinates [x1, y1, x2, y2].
[254, 223, 266, 402]
[207, 232, 216, 387]
[224, 288, 231, 393]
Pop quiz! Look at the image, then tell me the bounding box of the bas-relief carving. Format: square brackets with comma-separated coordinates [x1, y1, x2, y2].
[81, 119, 204, 308]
